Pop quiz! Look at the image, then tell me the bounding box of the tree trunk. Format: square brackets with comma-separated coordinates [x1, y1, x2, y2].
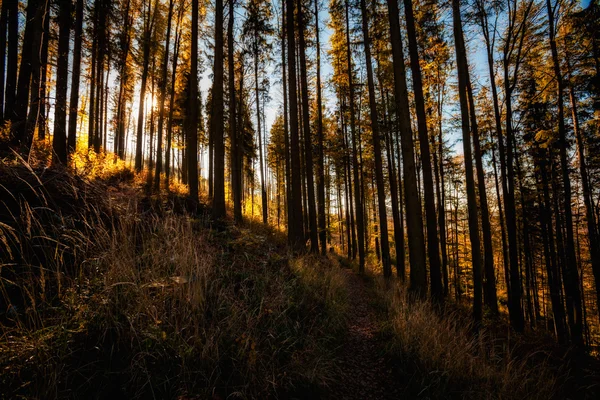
[546, 0, 583, 346]
[212, 0, 225, 215]
[154, 0, 174, 191]
[345, 0, 366, 271]
[297, 1, 318, 251]
[359, 0, 391, 277]
[53, 0, 71, 164]
[315, 0, 327, 255]
[68, 0, 84, 156]
[403, 0, 443, 298]
[451, 0, 484, 324]
[386, 0, 427, 293]
[189, 0, 201, 202]
[229, 0, 242, 221]
[3, 0, 18, 122]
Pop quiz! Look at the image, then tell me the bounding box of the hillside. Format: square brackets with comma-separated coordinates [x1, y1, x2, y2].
[1, 158, 599, 399]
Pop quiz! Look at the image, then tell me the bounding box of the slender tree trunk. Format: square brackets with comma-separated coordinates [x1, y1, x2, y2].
[68, 0, 84, 156]
[230, 0, 242, 221]
[135, 0, 156, 171]
[359, 0, 391, 277]
[37, 7, 50, 140]
[166, 14, 182, 187]
[546, 0, 583, 346]
[154, 0, 174, 191]
[282, 0, 293, 236]
[10, 0, 41, 146]
[286, 0, 305, 248]
[255, 35, 268, 224]
[3, 0, 19, 122]
[466, 76, 498, 314]
[567, 60, 600, 322]
[212, 0, 225, 215]
[297, 1, 318, 251]
[53, 0, 71, 164]
[386, 0, 427, 293]
[451, 0, 484, 324]
[403, 0, 442, 297]
[189, 0, 201, 202]
[0, 1, 6, 122]
[346, 0, 366, 271]
[315, 0, 327, 255]
[22, 0, 49, 153]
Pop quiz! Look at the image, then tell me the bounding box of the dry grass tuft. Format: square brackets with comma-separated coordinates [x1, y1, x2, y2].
[377, 277, 564, 399]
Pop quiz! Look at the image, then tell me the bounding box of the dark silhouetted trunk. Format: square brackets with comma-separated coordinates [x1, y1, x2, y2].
[53, 0, 71, 164]
[386, 0, 427, 293]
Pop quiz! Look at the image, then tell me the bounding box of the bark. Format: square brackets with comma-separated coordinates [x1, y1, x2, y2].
[154, 0, 174, 191]
[68, 0, 84, 156]
[359, 0, 391, 277]
[286, 0, 305, 248]
[212, 0, 225, 215]
[189, 0, 201, 202]
[315, 0, 327, 255]
[53, 0, 71, 164]
[230, 0, 242, 221]
[451, 0, 484, 323]
[386, 0, 427, 293]
[403, 0, 442, 298]
[546, 0, 583, 346]
[346, 0, 366, 271]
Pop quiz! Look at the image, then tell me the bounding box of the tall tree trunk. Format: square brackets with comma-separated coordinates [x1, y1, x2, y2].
[68, 0, 84, 156]
[212, 0, 225, 215]
[315, 0, 327, 255]
[567, 59, 600, 323]
[282, 0, 293, 236]
[135, 0, 156, 171]
[403, 0, 443, 298]
[10, 0, 41, 147]
[38, 7, 50, 140]
[297, 1, 318, 251]
[286, 0, 305, 248]
[451, 0, 484, 324]
[53, 0, 71, 164]
[359, 0, 391, 277]
[345, 0, 366, 271]
[154, 0, 174, 190]
[255, 35, 268, 224]
[3, 0, 18, 122]
[466, 76, 498, 314]
[229, 0, 242, 221]
[188, 0, 200, 201]
[546, 0, 583, 346]
[386, 0, 427, 293]
[165, 15, 182, 187]
[21, 0, 49, 153]
[0, 0, 6, 122]
[502, 37, 526, 334]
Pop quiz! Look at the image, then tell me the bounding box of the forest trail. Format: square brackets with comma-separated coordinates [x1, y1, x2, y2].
[324, 268, 402, 400]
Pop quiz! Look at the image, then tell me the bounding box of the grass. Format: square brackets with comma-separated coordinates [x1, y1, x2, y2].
[374, 274, 578, 399]
[0, 154, 348, 399]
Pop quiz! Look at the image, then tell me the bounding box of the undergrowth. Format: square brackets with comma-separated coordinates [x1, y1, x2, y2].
[375, 275, 570, 399]
[0, 156, 347, 399]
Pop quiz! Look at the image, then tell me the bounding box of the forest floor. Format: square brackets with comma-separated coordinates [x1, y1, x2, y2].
[2, 153, 600, 399]
[323, 269, 402, 400]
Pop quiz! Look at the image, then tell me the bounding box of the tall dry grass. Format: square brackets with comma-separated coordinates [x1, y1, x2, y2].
[0, 158, 348, 399]
[377, 277, 564, 399]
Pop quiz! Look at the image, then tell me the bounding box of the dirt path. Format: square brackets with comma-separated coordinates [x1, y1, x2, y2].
[323, 268, 402, 400]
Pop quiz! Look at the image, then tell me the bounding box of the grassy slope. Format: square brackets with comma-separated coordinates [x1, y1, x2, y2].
[0, 157, 347, 399]
[1, 152, 599, 399]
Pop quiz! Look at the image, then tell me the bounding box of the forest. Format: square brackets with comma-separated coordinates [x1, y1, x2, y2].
[1, 0, 600, 398]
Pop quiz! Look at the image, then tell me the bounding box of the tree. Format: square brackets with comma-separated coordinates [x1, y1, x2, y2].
[386, 0, 427, 293]
[53, 0, 72, 164]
